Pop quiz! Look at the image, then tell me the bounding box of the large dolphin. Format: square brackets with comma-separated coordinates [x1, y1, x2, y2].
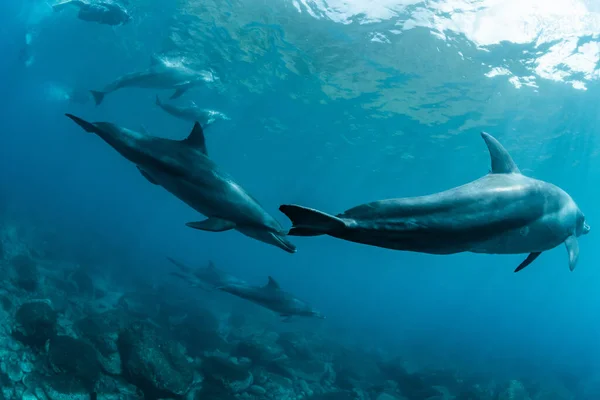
[53, 0, 132, 26]
[90, 57, 216, 106]
[65, 114, 296, 253]
[219, 276, 325, 320]
[280, 132, 590, 272]
[167, 257, 247, 291]
[156, 96, 229, 127]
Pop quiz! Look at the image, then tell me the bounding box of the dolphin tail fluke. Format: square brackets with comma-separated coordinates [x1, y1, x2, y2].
[279, 205, 346, 236]
[90, 90, 106, 106]
[65, 114, 99, 134]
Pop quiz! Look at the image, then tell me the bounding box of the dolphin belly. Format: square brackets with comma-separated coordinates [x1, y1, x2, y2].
[330, 176, 556, 255]
[141, 166, 278, 230]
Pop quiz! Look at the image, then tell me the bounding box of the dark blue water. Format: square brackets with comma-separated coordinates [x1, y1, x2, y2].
[2, 1, 600, 399]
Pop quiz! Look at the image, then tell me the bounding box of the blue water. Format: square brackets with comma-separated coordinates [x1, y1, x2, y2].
[3, 0, 600, 397]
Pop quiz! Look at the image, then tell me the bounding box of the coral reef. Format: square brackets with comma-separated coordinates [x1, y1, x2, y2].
[0, 220, 588, 400]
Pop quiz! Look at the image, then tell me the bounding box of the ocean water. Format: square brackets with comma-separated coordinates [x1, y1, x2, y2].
[1, 0, 600, 399]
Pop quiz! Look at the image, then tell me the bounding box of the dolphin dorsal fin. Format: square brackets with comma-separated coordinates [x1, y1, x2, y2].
[183, 122, 207, 155]
[480, 132, 520, 174]
[265, 276, 280, 290]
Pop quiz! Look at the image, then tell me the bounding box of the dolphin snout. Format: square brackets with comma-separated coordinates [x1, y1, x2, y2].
[583, 222, 591, 235]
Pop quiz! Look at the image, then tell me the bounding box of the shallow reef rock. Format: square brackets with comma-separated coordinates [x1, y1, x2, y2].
[70, 268, 96, 298]
[117, 320, 195, 399]
[13, 300, 57, 348]
[233, 335, 285, 365]
[169, 307, 229, 356]
[201, 354, 254, 394]
[499, 380, 531, 400]
[74, 310, 127, 375]
[48, 335, 102, 387]
[11, 254, 39, 292]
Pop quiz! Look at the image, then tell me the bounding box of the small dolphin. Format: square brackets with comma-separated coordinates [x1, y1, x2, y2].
[280, 132, 590, 272]
[167, 257, 247, 291]
[90, 57, 216, 106]
[65, 114, 296, 253]
[156, 96, 229, 127]
[219, 276, 324, 320]
[53, 0, 132, 26]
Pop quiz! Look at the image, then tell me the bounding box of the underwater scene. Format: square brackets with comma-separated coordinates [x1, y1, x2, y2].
[2, 0, 600, 399]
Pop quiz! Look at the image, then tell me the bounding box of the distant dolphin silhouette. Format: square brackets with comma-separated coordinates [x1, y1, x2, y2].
[65, 114, 296, 253]
[167, 257, 246, 291]
[156, 95, 229, 127]
[219, 276, 324, 320]
[280, 132, 590, 272]
[90, 57, 216, 105]
[53, 0, 132, 26]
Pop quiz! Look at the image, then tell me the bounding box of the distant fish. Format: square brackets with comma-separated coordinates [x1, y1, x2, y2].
[90, 56, 217, 106]
[219, 276, 325, 321]
[53, 0, 132, 26]
[155, 95, 229, 127]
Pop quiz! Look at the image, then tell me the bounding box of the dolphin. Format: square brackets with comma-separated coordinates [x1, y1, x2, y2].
[90, 57, 216, 106]
[167, 257, 247, 291]
[279, 132, 590, 272]
[156, 96, 229, 127]
[64, 114, 296, 253]
[218, 276, 325, 320]
[53, 0, 132, 26]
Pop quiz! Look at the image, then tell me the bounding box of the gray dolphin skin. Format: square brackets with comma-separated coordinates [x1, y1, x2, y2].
[64, 114, 296, 253]
[280, 132, 590, 272]
[167, 257, 247, 291]
[90, 57, 216, 106]
[53, 1, 132, 26]
[156, 96, 229, 127]
[219, 276, 325, 320]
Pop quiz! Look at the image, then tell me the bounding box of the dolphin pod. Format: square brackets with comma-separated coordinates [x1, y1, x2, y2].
[63, 103, 589, 272]
[280, 132, 590, 272]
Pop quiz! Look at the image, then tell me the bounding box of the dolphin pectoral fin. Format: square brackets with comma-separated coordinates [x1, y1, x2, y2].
[280, 314, 293, 322]
[514, 252, 542, 272]
[170, 86, 188, 99]
[90, 90, 106, 106]
[480, 132, 520, 174]
[565, 235, 579, 271]
[137, 167, 158, 185]
[186, 218, 236, 232]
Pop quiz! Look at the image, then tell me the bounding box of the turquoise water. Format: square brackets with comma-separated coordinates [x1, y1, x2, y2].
[2, 1, 600, 399]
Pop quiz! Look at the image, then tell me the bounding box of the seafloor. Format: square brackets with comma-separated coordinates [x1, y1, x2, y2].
[0, 213, 593, 400]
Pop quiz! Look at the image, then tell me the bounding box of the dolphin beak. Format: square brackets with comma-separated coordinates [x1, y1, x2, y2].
[271, 233, 297, 253]
[583, 222, 591, 235]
